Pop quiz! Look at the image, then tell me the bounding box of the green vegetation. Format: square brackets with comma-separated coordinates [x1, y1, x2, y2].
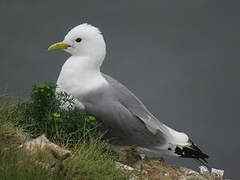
[0, 83, 138, 180]
[17, 82, 101, 144]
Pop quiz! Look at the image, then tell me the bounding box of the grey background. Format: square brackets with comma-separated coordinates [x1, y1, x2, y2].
[0, 1, 239, 179]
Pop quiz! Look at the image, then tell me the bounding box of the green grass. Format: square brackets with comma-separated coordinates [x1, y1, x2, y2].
[0, 145, 65, 180]
[0, 83, 139, 180]
[0, 136, 130, 180]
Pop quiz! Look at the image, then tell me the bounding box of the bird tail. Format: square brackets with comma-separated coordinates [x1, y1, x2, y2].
[174, 139, 209, 166]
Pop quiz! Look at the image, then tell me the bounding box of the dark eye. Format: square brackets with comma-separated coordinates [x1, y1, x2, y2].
[75, 38, 82, 43]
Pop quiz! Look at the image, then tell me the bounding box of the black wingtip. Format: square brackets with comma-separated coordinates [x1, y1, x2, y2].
[175, 139, 209, 165]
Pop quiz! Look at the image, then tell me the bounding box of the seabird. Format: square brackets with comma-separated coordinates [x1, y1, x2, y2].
[48, 23, 208, 164]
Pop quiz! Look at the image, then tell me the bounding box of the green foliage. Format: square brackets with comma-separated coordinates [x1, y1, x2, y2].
[0, 95, 137, 180]
[18, 82, 101, 144]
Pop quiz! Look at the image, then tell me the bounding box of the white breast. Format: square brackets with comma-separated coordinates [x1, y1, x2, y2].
[56, 56, 109, 99]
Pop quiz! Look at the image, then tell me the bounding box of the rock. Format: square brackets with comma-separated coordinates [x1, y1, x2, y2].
[211, 168, 224, 178]
[18, 134, 71, 175]
[116, 162, 135, 171]
[200, 166, 209, 174]
[19, 134, 71, 159]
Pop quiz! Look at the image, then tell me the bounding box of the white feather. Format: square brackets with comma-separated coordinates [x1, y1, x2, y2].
[56, 23, 108, 100]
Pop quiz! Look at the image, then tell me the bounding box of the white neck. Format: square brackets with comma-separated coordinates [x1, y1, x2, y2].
[57, 55, 108, 97]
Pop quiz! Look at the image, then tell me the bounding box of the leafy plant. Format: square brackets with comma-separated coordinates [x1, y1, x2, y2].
[18, 82, 101, 144]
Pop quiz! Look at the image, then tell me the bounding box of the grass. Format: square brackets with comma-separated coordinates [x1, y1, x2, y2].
[0, 83, 139, 180]
[0, 135, 130, 180]
[0, 145, 65, 180]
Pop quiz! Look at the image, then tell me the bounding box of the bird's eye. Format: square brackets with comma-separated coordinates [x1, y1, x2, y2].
[75, 38, 82, 43]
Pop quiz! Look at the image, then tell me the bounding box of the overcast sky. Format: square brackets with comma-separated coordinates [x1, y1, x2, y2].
[0, 1, 239, 178]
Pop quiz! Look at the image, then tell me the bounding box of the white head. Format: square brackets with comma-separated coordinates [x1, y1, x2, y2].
[48, 23, 106, 67]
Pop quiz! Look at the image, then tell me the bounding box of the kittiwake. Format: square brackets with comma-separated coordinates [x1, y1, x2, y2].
[48, 23, 208, 164]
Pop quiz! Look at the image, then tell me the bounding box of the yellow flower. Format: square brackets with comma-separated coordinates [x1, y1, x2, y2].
[88, 116, 96, 121]
[39, 84, 45, 88]
[53, 113, 60, 118]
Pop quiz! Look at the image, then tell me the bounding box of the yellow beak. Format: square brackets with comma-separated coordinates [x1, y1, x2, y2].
[48, 42, 70, 51]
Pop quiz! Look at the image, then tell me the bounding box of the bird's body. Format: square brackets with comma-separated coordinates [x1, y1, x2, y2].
[49, 23, 208, 163]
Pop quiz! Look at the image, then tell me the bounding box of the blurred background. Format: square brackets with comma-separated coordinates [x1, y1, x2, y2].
[0, 1, 239, 179]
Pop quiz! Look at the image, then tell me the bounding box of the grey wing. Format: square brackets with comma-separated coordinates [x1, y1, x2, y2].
[102, 74, 171, 137]
[83, 98, 163, 146]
